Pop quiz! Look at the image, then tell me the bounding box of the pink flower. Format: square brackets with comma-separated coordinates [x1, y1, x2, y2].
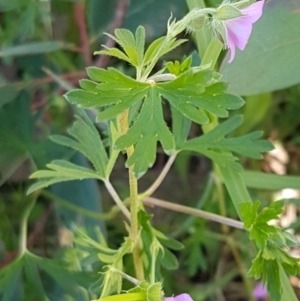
[219, 1, 265, 63]
[165, 293, 194, 301]
[253, 282, 268, 299]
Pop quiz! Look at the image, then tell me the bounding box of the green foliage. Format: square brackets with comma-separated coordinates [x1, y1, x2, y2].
[241, 201, 300, 301]
[0, 251, 93, 301]
[182, 115, 273, 171]
[75, 228, 130, 298]
[98, 27, 146, 68]
[165, 56, 192, 76]
[27, 109, 114, 194]
[138, 210, 183, 279]
[64, 63, 257, 176]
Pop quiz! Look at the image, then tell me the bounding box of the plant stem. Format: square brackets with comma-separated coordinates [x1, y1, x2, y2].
[19, 196, 37, 255]
[104, 180, 131, 221]
[140, 153, 177, 197]
[186, 0, 211, 58]
[119, 109, 144, 281]
[143, 197, 244, 230]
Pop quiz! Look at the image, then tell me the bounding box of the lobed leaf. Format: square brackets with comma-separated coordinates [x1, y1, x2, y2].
[182, 115, 273, 170]
[115, 86, 175, 177]
[158, 69, 244, 125]
[28, 160, 102, 194]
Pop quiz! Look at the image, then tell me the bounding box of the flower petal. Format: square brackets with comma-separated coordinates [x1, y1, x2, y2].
[165, 294, 194, 301]
[226, 32, 237, 63]
[174, 294, 194, 301]
[225, 18, 253, 50]
[253, 282, 268, 299]
[241, 1, 265, 23]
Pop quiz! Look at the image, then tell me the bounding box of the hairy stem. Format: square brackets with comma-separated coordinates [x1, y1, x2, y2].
[119, 110, 144, 280]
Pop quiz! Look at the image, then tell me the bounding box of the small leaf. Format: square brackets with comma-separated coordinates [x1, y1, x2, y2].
[240, 201, 260, 229]
[95, 48, 131, 64]
[135, 26, 145, 65]
[158, 248, 178, 270]
[248, 252, 263, 279]
[154, 229, 184, 250]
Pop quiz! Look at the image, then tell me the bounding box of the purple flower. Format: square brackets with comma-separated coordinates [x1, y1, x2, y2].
[215, 0, 265, 63]
[165, 293, 194, 301]
[253, 282, 268, 299]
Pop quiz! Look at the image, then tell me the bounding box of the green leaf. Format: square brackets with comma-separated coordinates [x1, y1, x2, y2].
[220, 0, 300, 95]
[115, 86, 175, 177]
[23, 255, 49, 301]
[242, 170, 300, 190]
[241, 201, 285, 248]
[248, 252, 263, 279]
[51, 109, 108, 177]
[37, 256, 90, 296]
[158, 69, 244, 125]
[79, 79, 99, 92]
[27, 109, 110, 194]
[154, 229, 184, 251]
[266, 260, 282, 301]
[182, 115, 272, 170]
[65, 68, 148, 121]
[96, 47, 132, 64]
[75, 227, 117, 254]
[171, 105, 191, 149]
[241, 201, 260, 230]
[165, 56, 193, 76]
[257, 201, 284, 224]
[95, 27, 145, 67]
[143, 36, 187, 66]
[158, 248, 178, 270]
[135, 26, 145, 66]
[35, 160, 100, 179]
[27, 160, 101, 194]
[0, 256, 23, 301]
[0, 41, 72, 57]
